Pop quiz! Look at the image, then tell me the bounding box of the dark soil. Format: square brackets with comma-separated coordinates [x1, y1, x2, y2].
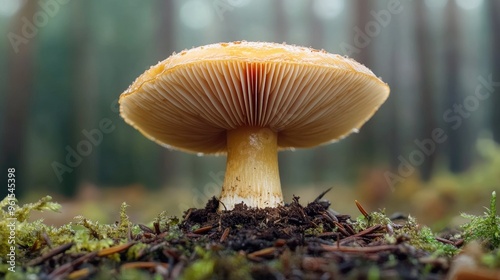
[22, 195, 459, 279]
[178, 196, 452, 279]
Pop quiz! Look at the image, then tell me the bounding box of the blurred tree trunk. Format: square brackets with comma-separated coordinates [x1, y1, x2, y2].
[445, 1, 469, 173]
[352, 0, 371, 68]
[414, 1, 437, 180]
[69, 1, 97, 195]
[309, 1, 327, 182]
[490, 1, 500, 143]
[351, 0, 376, 164]
[157, 0, 179, 186]
[388, 17, 401, 171]
[219, 0, 237, 40]
[157, 0, 175, 55]
[308, 3, 324, 47]
[0, 1, 37, 198]
[274, 0, 287, 43]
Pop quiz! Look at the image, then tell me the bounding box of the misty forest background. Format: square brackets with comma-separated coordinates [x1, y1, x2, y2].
[1, 0, 499, 225]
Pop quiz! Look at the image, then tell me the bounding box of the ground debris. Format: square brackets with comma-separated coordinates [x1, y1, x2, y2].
[12, 196, 461, 279]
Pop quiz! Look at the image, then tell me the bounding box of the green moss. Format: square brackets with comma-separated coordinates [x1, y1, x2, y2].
[155, 210, 179, 232]
[190, 224, 201, 231]
[159, 213, 183, 241]
[461, 191, 500, 250]
[111, 269, 164, 280]
[180, 247, 251, 280]
[354, 209, 392, 232]
[0, 196, 63, 257]
[305, 223, 324, 236]
[367, 265, 380, 280]
[481, 248, 500, 269]
[4, 267, 40, 280]
[181, 257, 216, 280]
[0, 195, 61, 222]
[72, 229, 115, 252]
[116, 202, 133, 239]
[126, 243, 149, 260]
[74, 202, 132, 241]
[212, 254, 252, 280]
[402, 220, 457, 257]
[354, 211, 457, 257]
[0, 195, 141, 277]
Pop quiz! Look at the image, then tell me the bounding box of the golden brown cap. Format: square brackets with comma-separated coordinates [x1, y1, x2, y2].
[119, 41, 390, 154]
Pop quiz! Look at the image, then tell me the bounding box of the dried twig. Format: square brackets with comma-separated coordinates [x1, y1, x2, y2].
[121, 262, 169, 270]
[48, 252, 97, 278]
[435, 237, 455, 245]
[220, 228, 230, 242]
[355, 200, 370, 219]
[68, 268, 92, 279]
[27, 242, 74, 266]
[183, 208, 193, 221]
[153, 221, 161, 234]
[314, 187, 333, 202]
[344, 223, 356, 235]
[352, 225, 381, 238]
[248, 247, 276, 260]
[139, 224, 155, 234]
[97, 242, 136, 257]
[333, 221, 350, 236]
[193, 225, 213, 234]
[321, 244, 399, 253]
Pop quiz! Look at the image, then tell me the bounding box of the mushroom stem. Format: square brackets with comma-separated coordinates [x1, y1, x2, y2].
[220, 126, 283, 210]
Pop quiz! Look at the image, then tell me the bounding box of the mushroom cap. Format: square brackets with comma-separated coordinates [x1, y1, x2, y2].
[119, 41, 390, 155]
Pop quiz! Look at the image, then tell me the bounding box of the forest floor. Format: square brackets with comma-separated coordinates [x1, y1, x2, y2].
[2, 191, 500, 280]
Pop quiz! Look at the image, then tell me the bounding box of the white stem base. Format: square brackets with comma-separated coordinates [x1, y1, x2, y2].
[219, 127, 283, 210]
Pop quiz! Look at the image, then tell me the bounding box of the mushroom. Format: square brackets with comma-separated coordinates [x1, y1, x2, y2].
[119, 41, 389, 210]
